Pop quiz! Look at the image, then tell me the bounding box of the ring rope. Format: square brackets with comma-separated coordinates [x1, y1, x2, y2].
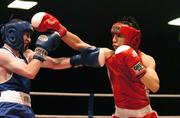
[30, 92, 180, 118]
[30, 92, 180, 98]
[35, 115, 180, 118]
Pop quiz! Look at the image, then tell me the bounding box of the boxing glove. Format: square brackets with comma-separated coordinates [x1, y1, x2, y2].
[31, 12, 67, 37]
[70, 47, 105, 68]
[33, 31, 61, 62]
[142, 111, 158, 118]
[115, 45, 146, 79]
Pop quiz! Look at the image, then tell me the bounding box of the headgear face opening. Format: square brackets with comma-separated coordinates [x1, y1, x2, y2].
[1, 19, 34, 53]
[111, 22, 141, 51]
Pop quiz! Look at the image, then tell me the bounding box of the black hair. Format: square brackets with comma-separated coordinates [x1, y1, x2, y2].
[9, 18, 24, 23]
[119, 16, 140, 30]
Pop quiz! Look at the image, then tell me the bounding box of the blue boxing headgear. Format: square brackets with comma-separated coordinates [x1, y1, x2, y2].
[1, 19, 34, 53]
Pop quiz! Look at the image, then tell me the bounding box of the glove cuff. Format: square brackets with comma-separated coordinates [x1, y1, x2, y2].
[58, 25, 67, 37]
[33, 54, 45, 62]
[33, 47, 48, 62]
[34, 47, 48, 56]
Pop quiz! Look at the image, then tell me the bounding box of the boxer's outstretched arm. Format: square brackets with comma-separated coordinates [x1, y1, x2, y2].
[62, 31, 92, 51]
[25, 50, 72, 70]
[31, 12, 92, 51]
[41, 56, 71, 70]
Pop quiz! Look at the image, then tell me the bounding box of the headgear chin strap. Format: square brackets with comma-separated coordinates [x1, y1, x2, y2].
[1, 19, 34, 53]
[111, 22, 141, 51]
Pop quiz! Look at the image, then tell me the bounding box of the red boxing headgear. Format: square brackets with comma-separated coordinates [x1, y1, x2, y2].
[111, 22, 141, 50]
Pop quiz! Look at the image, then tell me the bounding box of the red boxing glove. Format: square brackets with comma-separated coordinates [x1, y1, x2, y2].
[115, 45, 146, 80]
[111, 114, 119, 118]
[31, 12, 67, 37]
[142, 111, 158, 118]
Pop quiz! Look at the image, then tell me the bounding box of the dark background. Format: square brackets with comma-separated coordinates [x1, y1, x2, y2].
[1, 0, 180, 116]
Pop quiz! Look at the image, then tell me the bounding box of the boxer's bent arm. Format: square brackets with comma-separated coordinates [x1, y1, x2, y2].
[62, 31, 92, 51]
[140, 54, 160, 93]
[0, 51, 42, 79]
[41, 56, 71, 70]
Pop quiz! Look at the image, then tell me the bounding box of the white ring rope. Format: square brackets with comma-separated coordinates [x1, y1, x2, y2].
[35, 115, 180, 118]
[30, 92, 180, 98]
[30, 92, 180, 118]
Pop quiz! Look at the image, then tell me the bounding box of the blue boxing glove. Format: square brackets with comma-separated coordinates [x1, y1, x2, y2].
[33, 31, 61, 62]
[70, 47, 105, 68]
